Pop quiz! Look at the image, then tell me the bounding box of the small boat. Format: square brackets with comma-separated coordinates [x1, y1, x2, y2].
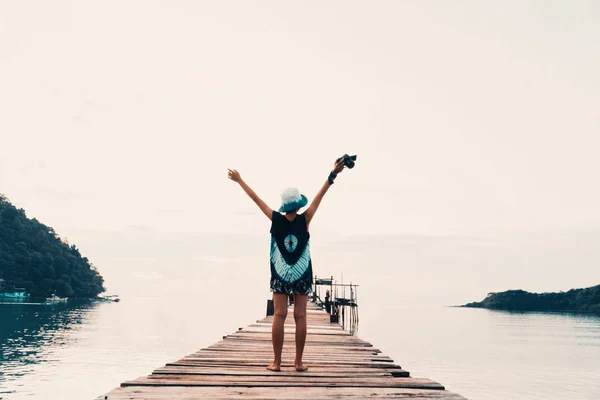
[96, 294, 120, 303]
[0, 288, 30, 301]
[44, 294, 68, 305]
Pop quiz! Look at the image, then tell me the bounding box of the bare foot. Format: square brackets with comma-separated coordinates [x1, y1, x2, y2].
[266, 363, 281, 372]
[295, 364, 308, 372]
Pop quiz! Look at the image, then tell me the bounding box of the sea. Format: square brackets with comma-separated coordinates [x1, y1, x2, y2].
[1, 232, 600, 400]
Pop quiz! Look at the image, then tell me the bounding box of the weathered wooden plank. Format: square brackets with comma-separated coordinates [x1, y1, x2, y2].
[221, 336, 374, 346]
[164, 363, 408, 375]
[226, 334, 367, 342]
[122, 376, 445, 390]
[153, 367, 409, 378]
[99, 386, 465, 400]
[252, 320, 334, 325]
[188, 356, 393, 364]
[204, 349, 381, 356]
[215, 338, 367, 346]
[251, 322, 343, 330]
[154, 365, 410, 377]
[205, 345, 382, 354]
[206, 345, 381, 355]
[208, 340, 379, 349]
[238, 329, 352, 336]
[201, 343, 380, 352]
[144, 374, 418, 385]
[190, 350, 393, 362]
[174, 358, 402, 369]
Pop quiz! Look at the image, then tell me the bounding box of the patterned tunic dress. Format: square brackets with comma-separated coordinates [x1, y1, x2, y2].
[269, 210, 313, 295]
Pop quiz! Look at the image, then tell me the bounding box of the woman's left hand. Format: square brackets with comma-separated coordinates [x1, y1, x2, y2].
[228, 169, 241, 182]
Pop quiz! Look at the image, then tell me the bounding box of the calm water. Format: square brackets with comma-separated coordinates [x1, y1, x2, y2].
[1, 290, 599, 400]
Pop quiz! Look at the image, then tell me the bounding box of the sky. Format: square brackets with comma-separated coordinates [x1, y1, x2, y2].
[1, 0, 599, 304]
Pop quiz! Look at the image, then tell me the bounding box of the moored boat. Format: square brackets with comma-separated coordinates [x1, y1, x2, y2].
[0, 288, 30, 301]
[44, 294, 68, 305]
[96, 294, 120, 303]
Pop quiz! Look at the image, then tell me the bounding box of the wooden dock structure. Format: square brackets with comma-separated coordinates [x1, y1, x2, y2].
[98, 302, 465, 399]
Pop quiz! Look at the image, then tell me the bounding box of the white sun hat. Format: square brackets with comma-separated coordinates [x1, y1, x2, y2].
[279, 187, 308, 213]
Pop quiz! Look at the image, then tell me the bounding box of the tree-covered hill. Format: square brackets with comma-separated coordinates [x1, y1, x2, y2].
[462, 285, 600, 314]
[0, 194, 104, 298]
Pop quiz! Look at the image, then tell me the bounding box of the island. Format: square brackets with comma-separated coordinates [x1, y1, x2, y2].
[0, 194, 104, 298]
[462, 284, 600, 314]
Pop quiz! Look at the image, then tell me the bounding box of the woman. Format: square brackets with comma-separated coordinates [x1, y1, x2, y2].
[227, 158, 345, 372]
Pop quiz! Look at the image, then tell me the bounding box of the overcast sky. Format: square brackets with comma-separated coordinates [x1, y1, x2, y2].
[1, 1, 599, 298]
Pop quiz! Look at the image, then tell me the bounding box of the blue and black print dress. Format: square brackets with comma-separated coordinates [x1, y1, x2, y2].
[269, 210, 313, 295]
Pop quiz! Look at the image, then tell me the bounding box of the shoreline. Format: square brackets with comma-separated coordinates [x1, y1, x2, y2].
[453, 304, 600, 316]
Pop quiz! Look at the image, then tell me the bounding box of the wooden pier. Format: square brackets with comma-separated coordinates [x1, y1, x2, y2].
[98, 302, 465, 399]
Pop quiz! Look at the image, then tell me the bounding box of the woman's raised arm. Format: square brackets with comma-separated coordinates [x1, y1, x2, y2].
[304, 158, 345, 226]
[228, 169, 273, 221]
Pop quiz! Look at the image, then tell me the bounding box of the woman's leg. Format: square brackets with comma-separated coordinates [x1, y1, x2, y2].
[293, 294, 308, 371]
[267, 293, 288, 371]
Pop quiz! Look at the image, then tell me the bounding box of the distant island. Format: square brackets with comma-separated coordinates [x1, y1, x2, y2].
[0, 194, 104, 298]
[462, 284, 600, 314]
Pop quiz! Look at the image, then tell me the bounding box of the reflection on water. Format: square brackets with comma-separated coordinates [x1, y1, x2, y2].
[1, 290, 599, 400]
[0, 301, 98, 395]
[0, 291, 263, 400]
[360, 305, 600, 400]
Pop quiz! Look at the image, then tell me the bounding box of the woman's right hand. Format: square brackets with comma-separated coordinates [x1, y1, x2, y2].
[333, 158, 345, 174]
[228, 169, 241, 183]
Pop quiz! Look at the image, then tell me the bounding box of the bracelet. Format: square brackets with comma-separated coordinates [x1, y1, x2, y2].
[328, 170, 338, 185]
